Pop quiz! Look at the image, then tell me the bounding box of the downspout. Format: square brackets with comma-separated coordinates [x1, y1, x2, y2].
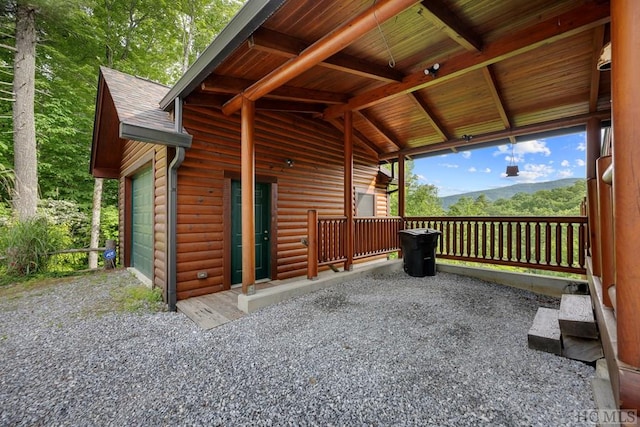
[167, 98, 186, 311]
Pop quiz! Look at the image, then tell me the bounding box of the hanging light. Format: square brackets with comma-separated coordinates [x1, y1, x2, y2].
[506, 142, 519, 177]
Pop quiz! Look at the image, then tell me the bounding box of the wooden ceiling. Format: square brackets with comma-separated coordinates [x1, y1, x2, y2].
[183, 0, 611, 160]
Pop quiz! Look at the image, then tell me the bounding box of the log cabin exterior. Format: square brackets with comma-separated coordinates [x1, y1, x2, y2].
[91, 0, 640, 411]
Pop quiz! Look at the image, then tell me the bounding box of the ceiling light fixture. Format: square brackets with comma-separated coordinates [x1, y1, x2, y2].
[424, 63, 440, 76]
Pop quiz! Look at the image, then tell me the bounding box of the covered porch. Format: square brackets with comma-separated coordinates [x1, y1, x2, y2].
[158, 0, 639, 412]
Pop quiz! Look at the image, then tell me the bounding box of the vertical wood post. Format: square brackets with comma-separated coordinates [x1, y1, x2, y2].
[344, 111, 354, 271]
[307, 210, 318, 279]
[612, 0, 640, 370]
[241, 97, 256, 295]
[597, 156, 614, 308]
[398, 154, 406, 219]
[586, 117, 601, 276]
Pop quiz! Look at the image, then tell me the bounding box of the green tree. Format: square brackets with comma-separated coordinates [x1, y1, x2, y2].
[389, 159, 444, 216]
[447, 195, 489, 216]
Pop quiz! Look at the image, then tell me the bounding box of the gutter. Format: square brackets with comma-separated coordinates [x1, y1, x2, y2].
[167, 98, 186, 311]
[159, 0, 286, 110]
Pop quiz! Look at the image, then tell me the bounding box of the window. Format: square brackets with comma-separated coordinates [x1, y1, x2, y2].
[356, 192, 375, 217]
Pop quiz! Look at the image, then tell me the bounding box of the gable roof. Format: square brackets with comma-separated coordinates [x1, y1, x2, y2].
[91, 67, 191, 178]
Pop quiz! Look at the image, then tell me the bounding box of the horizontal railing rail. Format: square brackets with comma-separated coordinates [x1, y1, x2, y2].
[307, 212, 587, 278]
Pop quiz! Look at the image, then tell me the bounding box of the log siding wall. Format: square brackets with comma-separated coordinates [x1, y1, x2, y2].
[177, 106, 385, 299]
[119, 141, 168, 295]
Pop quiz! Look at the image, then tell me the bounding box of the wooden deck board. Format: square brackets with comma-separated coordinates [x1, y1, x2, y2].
[177, 289, 245, 330]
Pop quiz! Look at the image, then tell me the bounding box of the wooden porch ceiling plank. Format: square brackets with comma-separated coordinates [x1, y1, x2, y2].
[324, 1, 610, 119]
[327, 118, 381, 156]
[408, 93, 449, 141]
[249, 28, 404, 83]
[379, 110, 611, 160]
[356, 110, 402, 150]
[186, 91, 325, 113]
[202, 74, 347, 104]
[221, 0, 420, 116]
[481, 66, 515, 143]
[419, 0, 482, 52]
[589, 25, 606, 113]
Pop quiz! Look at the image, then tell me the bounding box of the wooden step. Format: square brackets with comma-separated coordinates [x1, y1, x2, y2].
[558, 294, 599, 339]
[563, 335, 604, 363]
[528, 307, 562, 355]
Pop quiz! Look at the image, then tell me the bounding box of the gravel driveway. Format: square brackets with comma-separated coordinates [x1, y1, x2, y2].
[1, 269, 595, 426]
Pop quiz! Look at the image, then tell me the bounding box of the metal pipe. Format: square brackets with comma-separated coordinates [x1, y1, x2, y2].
[167, 98, 186, 311]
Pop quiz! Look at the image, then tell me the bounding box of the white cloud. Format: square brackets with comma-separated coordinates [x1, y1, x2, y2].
[484, 168, 491, 173]
[576, 142, 586, 151]
[461, 151, 471, 159]
[494, 140, 551, 159]
[575, 159, 585, 167]
[561, 160, 570, 167]
[557, 169, 574, 178]
[505, 163, 555, 182]
[468, 167, 477, 172]
[439, 163, 459, 168]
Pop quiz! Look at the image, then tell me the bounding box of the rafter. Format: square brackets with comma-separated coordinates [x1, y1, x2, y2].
[326, 118, 381, 156]
[379, 110, 611, 160]
[481, 66, 515, 143]
[249, 28, 404, 83]
[324, 1, 610, 119]
[419, 0, 482, 52]
[221, 0, 420, 116]
[202, 74, 347, 104]
[407, 93, 449, 141]
[589, 25, 606, 113]
[356, 111, 402, 150]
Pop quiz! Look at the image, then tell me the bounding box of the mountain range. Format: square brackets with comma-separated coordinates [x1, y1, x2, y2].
[439, 178, 583, 210]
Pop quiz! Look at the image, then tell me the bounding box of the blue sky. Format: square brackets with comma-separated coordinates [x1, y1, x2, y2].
[412, 132, 587, 197]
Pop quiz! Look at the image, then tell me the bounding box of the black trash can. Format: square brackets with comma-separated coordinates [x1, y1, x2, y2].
[398, 228, 441, 277]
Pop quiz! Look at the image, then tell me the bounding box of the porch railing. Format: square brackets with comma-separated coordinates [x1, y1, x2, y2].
[307, 211, 587, 278]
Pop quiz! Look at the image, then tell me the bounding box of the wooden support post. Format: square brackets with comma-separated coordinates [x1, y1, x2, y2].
[612, 0, 640, 374]
[597, 156, 614, 308]
[307, 210, 318, 279]
[241, 97, 256, 295]
[398, 154, 406, 218]
[586, 117, 601, 276]
[344, 111, 354, 271]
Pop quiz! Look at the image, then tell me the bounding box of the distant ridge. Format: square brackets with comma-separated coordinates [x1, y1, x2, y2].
[440, 178, 583, 210]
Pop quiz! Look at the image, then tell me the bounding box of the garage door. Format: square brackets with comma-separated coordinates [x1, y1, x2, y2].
[131, 167, 153, 279]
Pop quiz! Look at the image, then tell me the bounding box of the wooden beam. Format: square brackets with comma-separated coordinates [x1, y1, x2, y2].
[419, 0, 482, 52]
[326, 118, 381, 155]
[255, 99, 325, 114]
[356, 111, 402, 150]
[324, 1, 610, 119]
[589, 25, 606, 113]
[249, 28, 404, 83]
[222, 0, 420, 116]
[241, 97, 256, 295]
[379, 110, 611, 160]
[202, 75, 347, 104]
[344, 111, 354, 272]
[481, 66, 515, 143]
[408, 93, 449, 141]
[612, 0, 640, 373]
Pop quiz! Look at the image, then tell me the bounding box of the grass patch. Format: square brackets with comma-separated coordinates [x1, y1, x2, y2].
[110, 284, 165, 313]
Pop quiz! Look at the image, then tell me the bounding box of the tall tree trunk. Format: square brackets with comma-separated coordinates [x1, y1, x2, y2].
[12, 4, 38, 220]
[88, 177, 103, 268]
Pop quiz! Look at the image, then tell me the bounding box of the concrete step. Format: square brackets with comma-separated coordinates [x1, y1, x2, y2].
[562, 335, 604, 363]
[559, 294, 599, 339]
[528, 307, 562, 355]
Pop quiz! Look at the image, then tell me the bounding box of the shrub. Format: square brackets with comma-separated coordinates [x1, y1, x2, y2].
[0, 216, 66, 276]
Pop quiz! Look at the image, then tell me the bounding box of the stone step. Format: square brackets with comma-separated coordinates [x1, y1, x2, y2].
[559, 294, 599, 339]
[528, 307, 562, 355]
[562, 335, 604, 363]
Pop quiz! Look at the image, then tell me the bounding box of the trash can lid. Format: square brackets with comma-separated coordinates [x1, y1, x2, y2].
[398, 228, 441, 235]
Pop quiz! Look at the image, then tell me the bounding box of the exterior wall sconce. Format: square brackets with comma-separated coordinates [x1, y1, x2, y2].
[597, 42, 611, 71]
[424, 63, 440, 76]
[285, 158, 294, 168]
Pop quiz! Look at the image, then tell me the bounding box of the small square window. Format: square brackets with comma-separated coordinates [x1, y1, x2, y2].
[357, 192, 375, 217]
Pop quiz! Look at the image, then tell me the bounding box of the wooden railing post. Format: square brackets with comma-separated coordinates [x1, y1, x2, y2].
[307, 210, 318, 279]
[597, 156, 614, 308]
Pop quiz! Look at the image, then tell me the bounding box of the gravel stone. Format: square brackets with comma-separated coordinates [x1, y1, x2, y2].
[0, 269, 596, 426]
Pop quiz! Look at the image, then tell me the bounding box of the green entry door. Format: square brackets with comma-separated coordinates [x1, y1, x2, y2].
[231, 181, 271, 285]
[131, 167, 153, 279]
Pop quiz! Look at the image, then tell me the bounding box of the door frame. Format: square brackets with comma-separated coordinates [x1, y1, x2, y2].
[223, 171, 278, 290]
